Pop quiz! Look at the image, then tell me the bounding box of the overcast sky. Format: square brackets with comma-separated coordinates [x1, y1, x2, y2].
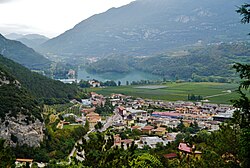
[0, 0, 135, 38]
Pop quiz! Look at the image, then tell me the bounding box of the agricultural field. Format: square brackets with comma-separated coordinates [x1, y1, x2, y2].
[88, 82, 242, 104]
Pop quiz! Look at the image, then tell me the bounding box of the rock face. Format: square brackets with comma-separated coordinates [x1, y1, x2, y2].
[0, 67, 45, 147]
[0, 113, 45, 147]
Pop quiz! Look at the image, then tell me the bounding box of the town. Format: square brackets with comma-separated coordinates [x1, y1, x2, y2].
[55, 91, 235, 164]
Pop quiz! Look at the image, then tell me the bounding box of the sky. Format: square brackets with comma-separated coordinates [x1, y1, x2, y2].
[0, 0, 135, 38]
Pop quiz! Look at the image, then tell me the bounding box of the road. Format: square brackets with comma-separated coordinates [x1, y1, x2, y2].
[68, 111, 121, 163]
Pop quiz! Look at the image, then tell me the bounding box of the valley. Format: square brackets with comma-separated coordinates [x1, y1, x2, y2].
[0, 0, 250, 167]
[87, 82, 240, 104]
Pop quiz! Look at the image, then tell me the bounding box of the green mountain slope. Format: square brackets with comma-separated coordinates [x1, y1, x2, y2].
[0, 67, 42, 121]
[0, 55, 77, 99]
[0, 34, 50, 69]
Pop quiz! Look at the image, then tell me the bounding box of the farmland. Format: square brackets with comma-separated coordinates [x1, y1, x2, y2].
[87, 82, 241, 104]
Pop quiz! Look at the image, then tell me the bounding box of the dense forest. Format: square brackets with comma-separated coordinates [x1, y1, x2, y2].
[0, 67, 42, 121]
[0, 55, 78, 99]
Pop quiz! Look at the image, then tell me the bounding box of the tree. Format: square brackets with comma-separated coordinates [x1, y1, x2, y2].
[236, 4, 250, 24]
[95, 121, 103, 130]
[129, 153, 164, 168]
[118, 81, 121, 86]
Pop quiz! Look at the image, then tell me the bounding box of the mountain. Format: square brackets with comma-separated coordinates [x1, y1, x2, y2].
[4, 33, 24, 40]
[0, 65, 44, 147]
[87, 42, 250, 80]
[5, 33, 49, 49]
[40, 0, 249, 60]
[0, 34, 50, 69]
[0, 55, 77, 99]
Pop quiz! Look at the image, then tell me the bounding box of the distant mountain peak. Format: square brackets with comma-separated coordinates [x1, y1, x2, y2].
[40, 0, 248, 60]
[0, 34, 51, 69]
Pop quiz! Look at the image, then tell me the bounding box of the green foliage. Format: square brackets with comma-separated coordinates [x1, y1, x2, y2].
[232, 63, 250, 167]
[95, 121, 103, 130]
[12, 125, 88, 162]
[101, 80, 117, 87]
[0, 55, 77, 99]
[79, 80, 91, 88]
[129, 153, 164, 168]
[0, 139, 15, 168]
[236, 4, 250, 24]
[0, 83, 43, 121]
[232, 63, 250, 128]
[95, 99, 114, 116]
[187, 94, 203, 101]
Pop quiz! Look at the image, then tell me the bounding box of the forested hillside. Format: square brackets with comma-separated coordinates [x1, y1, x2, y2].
[0, 55, 77, 99]
[0, 66, 42, 121]
[87, 42, 250, 80]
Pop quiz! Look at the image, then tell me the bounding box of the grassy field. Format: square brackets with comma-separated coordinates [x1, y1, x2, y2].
[63, 124, 82, 130]
[87, 82, 242, 104]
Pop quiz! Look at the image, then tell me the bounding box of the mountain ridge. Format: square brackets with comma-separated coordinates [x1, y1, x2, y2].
[40, 0, 249, 59]
[0, 34, 50, 69]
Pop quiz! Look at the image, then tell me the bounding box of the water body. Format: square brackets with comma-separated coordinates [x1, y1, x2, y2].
[78, 69, 162, 85]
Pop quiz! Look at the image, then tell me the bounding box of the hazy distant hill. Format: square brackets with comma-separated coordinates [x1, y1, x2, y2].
[0, 34, 50, 69]
[5, 33, 49, 49]
[40, 0, 248, 59]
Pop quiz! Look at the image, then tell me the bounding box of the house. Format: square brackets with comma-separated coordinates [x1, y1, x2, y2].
[125, 118, 135, 127]
[178, 143, 202, 159]
[89, 80, 101, 87]
[127, 108, 147, 117]
[118, 106, 127, 116]
[86, 112, 101, 129]
[141, 125, 154, 135]
[166, 132, 178, 142]
[152, 127, 167, 136]
[16, 158, 33, 167]
[140, 136, 167, 148]
[82, 99, 92, 106]
[67, 69, 76, 78]
[113, 134, 133, 149]
[131, 125, 141, 130]
[81, 107, 96, 114]
[113, 123, 126, 130]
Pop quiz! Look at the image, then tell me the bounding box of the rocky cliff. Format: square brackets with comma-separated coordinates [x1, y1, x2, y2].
[0, 114, 45, 147]
[0, 67, 45, 147]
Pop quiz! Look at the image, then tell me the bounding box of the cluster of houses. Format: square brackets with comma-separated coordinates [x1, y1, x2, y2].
[16, 91, 237, 167]
[74, 92, 235, 148]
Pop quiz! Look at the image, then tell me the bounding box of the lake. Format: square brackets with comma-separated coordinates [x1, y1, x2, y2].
[78, 69, 162, 85]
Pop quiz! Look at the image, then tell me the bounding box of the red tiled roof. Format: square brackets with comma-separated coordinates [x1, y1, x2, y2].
[142, 125, 154, 130]
[121, 139, 133, 144]
[132, 126, 141, 129]
[178, 143, 192, 153]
